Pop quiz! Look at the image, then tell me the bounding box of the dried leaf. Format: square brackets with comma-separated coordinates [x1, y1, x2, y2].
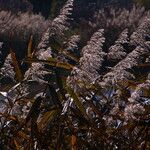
[24, 57, 74, 70]
[62, 50, 79, 62]
[71, 134, 77, 150]
[27, 35, 33, 58]
[14, 139, 20, 150]
[10, 49, 23, 81]
[38, 109, 58, 130]
[17, 131, 30, 141]
[56, 62, 74, 70]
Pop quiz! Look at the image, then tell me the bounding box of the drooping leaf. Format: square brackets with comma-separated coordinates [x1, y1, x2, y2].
[38, 109, 59, 130]
[24, 57, 74, 70]
[66, 85, 87, 117]
[62, 50, 79, 62]
[25, 96, 42, 124]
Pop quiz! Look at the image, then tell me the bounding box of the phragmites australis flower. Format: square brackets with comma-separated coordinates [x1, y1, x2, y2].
[68, 29, 105, 90]
[107, 28, 129, 61]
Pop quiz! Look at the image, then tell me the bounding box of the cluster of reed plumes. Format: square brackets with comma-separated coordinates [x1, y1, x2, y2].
[0, 0, 150, 149]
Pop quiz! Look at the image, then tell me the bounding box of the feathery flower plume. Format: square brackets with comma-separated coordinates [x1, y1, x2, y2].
[38, 0, 74, 49]
[123, 75, 150, 123]
[26, 0, 75, 82]
[68, 29, 105, 90]
[101, 46, 149, 86]
[124, 103, 144, 122]
[80, 29, 105, 79]
[130, 17, 150, 47]
[128, 74, 150, 103]
[24, 49, 52, 82]
[0, 53, 15, 81]
[107, 29, 129, 61]
[36, 0, 75, 53]
[100, 18, 150, 86]
[50, 0, 74, 37]
[24, 22, 52, 82]
[65, 35, 80, 53]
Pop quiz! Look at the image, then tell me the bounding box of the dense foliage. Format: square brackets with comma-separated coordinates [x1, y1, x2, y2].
[0, 0, 150, 149]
